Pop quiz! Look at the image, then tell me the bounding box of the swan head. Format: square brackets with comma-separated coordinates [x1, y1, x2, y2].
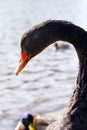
[15, 23, 52, 75]
[15, 20, 73, 75]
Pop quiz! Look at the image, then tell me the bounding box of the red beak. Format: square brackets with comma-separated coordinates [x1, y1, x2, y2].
[15, 51, 31, 76]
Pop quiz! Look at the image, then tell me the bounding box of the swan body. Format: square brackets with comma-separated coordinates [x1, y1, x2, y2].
[15, 20, 87, 130]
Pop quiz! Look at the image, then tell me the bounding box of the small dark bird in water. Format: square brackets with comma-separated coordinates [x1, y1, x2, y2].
[15, 114, 35, 130]
[15, 20, 87, 130]
[15, 113, 49, 130]
[21, 113, 35, 130]
[54, 42, 70, 51]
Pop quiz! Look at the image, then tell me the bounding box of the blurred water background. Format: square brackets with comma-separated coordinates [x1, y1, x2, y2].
[0, 0, 87, 130]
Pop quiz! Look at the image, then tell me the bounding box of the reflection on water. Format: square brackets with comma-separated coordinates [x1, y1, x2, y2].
[0, 0, 87, 129]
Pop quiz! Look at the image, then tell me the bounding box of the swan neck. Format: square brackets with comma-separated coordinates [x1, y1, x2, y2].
[44, 21, 87, 49]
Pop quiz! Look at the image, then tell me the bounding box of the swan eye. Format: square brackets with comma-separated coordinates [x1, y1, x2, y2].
[24, 37, 29, 43]
[22, 37, 29, 52]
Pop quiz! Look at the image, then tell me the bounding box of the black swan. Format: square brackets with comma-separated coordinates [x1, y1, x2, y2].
[15, 20, 87, 130]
